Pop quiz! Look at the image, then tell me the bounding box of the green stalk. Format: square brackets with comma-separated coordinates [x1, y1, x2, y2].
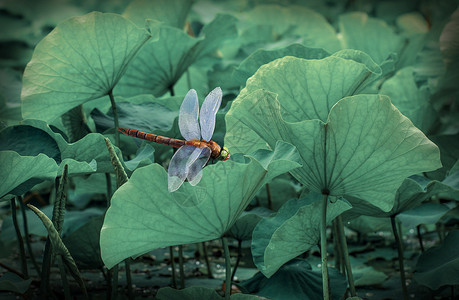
[230, 240, 242, 282]
[202, 242, 213, 278]
[125, 259, 134, 300]
[391, 216, 408, 300]
[266, 184, 272, 210]
[169, 246, 177, 288]
[320, 194, 330, 300]
[19, 197, 40, 277]
[57, 255, 71, 300]
[108, 90, 120, 147]
[416, 225, 425, 252]
[332, 220, 343, 273]
[222, 238, 231, 300]
[337, 215, 356, 297]
[178, 245, 185, 289]
[11, 197, 28, 278]
[111, 265, 119, 299]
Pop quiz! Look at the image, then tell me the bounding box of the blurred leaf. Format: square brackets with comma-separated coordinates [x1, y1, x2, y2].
[380, 67, 435, 133]
[242, 4, 341, 53]
[251, 193, 351, 277]
[343, 176, 454, 219]
[123, 0, 192, 29]
[226, 207, 272, 241]
[353, 266, 388, 287]
[338, 12, 403, 65]
[0, 124, 61, 162]
[63, 215, 104, 270]
[115, 14, 237, 97]
[233, 44, 330, 87]
[227, 89, 441, 213]
[91, 101, 177, 133]
[397, 203, 450, 228]
[414, 230, 459, 289]
[21, 12, 153, 122]
[61, 105, 92, 142]
[346, 215, 392, 234]
[237, 259, 347, 300]
[156, 286, 259, 300]
[123, 144, 155, 171]
[0, 272, 32, 294]
[0, 151, 57, 199]
[100, 141, 301, 268]
[428, 134, 459, 180]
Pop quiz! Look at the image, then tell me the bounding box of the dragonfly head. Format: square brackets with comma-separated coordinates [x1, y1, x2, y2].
[218, 146, 230, 161]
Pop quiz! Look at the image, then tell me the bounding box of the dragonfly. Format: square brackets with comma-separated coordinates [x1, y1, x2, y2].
[118, 87, 230, 192]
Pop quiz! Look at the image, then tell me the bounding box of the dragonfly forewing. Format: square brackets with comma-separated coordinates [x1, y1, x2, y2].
[199, 87, 222, 141]
[179, 89, 201, 141]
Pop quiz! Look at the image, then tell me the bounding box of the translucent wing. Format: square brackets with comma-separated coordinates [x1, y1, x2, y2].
[168, 145, 202, 192]
[187, 147, 211, 186]
[199, 87, 222, 141]
[179, 89, 200, 141]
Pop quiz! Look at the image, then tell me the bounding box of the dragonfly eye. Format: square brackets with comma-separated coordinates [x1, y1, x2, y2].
[220, 147, 230, 161]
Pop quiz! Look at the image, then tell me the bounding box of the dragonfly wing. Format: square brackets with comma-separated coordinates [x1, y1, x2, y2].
[179, 89, 201, 141]
[199, 87, 222, 141]
[168, 145, 202, 192]
[187, 147, 211, 186]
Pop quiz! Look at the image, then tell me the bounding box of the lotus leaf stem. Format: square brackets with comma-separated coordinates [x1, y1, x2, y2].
[108, 90, 120, 147]
[391, 215, 408, 300]
[11, 197, 28, 278]
[337, 215, 356, 297]
[222, 237, 232, 300]
[320, 193, 330, 300]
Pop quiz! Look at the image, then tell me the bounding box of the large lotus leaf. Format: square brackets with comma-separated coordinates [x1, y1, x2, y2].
[21, 12, 153, 122]
[156, 286, 258, 300]
[237, 259, 347, 300]
[115, 14, 237, 97]
[0, 151, 58, 199]
[343, 175, 458, 220]
[338, 12, 403, 65]
[100, 141, 301, 268]
[397, 203, 450, 228]
[380, 67, 435, 133]
[251, 192, 352, 278]
[414, 230, 459, 289]
[91, 101, 177, 133]
[227, 90, 441, 211]
[123, 0, 192, 29]
[225, 53, 382, 154]
[242, 5, 341, 53]
[233, 44, 330, 87]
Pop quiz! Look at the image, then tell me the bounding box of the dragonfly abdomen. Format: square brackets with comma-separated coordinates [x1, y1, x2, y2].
[117, 128, 207, 149]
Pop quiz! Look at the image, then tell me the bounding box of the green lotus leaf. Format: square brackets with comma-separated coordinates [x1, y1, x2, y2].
[414, 230, 459, 289]
[21, 12, 153, 122]
[396, 12, 429, 68]
[156, 286, 259, 300]
[115, 14, 237, 97]
[100, 141, 301, 268]
[0, 272, 32, 294]
[380, 67, 435, 133]
[91, 101, 177, 133]
[237, 259, 347, 300]
[63, 215, 104, 269]
[251, 192, 352, 277]
[123, 0, 192, 29]
[0, 151, 58, 199]
[242, 4, 341, 53]
[225, 53, 382, 154]
[233, 44, 330, 87]
[338, 12, 403, 65]
[343, 175, 457, 219]
[397, 203, 450, 228]
[227, 89, 441, 211]
[226, 207, 272, 241]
